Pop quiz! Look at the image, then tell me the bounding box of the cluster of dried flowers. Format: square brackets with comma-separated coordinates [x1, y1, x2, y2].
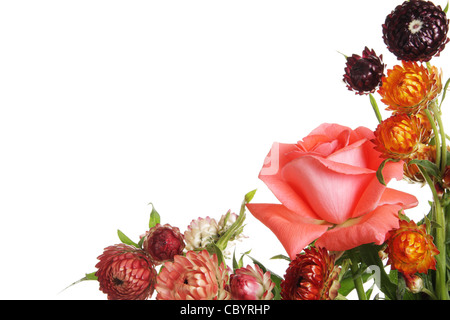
[343, 0, 449, 298]
[92, 197, 278, 300]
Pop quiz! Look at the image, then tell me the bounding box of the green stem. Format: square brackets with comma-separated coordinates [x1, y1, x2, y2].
[422, 287, 438, 300]
[349, 250, 367, 300]
[430, 101, 447, 174]
[369, 94, 383, 124]
[424, 108, 441, 170]
[419, 167, 449, 300]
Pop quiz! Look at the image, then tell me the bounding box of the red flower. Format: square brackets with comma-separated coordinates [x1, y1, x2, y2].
[142, 223, 185, 265]
[95, 244, 157, 300]
[281, 247, 340, 300]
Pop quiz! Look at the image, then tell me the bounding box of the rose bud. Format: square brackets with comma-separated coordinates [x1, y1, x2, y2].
[229, 264, 275, 300]
[142, 223, 185, 265]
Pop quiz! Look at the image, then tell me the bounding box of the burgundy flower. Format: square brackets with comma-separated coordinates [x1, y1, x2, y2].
[142, 223, 185, 265]
[343, 47, 385, 95]
[280, 247, 340, 300]
[382, 0, 449, 62]
[95, 244, 157, 300]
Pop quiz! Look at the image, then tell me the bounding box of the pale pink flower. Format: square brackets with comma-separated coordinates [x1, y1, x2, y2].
[229, 264, 275, 300]
[184, 216, 219, 250]
[155, 250, 231, 300]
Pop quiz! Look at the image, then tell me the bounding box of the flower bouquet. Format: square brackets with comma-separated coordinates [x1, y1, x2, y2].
[71, 0, 450, 300]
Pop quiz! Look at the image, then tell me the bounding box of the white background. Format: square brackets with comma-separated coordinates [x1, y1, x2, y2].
[0, 0, 449, 300]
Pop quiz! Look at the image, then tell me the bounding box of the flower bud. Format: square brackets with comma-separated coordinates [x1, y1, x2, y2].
[229, 264, 274, 300]
[404, 274, 424, 294]
[142, 223, 185, 265]
[343, 47, 385, 95]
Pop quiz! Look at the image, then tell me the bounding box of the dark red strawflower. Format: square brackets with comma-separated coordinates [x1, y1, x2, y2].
[142, 223, 185, 265]
[280, 247, 340, 300]
[343, 47, 385, 95]
[95, 244, 157, 300]
[382, 0, 449, 62]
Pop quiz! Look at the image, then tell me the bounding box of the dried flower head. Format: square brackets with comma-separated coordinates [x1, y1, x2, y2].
[378, 61, 442, 114]
[155, 250, 231, 300]
[382, 0, 449, 62]
[386, 220, 439, 275]
[95, 244, 157, 300]
[373, 113, 424, 159]
[280, 247, 340, 300]
[142, 223, 185, 265]
[343, 47, 385, 95]
[229, 264, 275, 300]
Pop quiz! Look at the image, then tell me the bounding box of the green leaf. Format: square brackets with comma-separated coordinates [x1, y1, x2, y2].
[117, 229, 139, 248]
[59, 272, 98, 293]
[148, 203, 161, 229]
[84, 271, 98, 281]
[444, 1, 449, 14]
[338, 269, 374, 297]
[358, 243, 398, 300]
[408, 159, 441, 179]
[232, 249, 239, 271]
[206, 242, 225, 267]
[396, 272, 407, 300]
[270, 254, 291, 262]
[376, 158, 401, 186]
[245, 255, 283, 300]
[398, 210, 410, 222]
[215, 193, 249, 251]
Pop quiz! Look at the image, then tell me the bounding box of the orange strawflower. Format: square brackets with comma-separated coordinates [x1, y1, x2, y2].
[386, 220, 439, 275]
[414, 111, 435, 144]
[373, 113, 424, 159]
[378, 61, 442, 114]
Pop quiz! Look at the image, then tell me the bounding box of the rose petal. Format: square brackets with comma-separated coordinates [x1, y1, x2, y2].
[246, 203, 330, 260]
[378, 188, 419, 208]
[315, 204, 403, 251]
[259, 142, 322, 220]
[351, 159, 406, 218]
[282, 156, 374, 224]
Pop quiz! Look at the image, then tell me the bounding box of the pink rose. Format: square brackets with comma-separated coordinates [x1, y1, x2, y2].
[247, 123, 418, 259]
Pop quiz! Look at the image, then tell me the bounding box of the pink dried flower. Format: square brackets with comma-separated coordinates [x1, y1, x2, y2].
[184, 216, 219, 250]
[155, 250, 231, 300]
[229, 264, 275, 300]
[95, 244, 157, 300]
